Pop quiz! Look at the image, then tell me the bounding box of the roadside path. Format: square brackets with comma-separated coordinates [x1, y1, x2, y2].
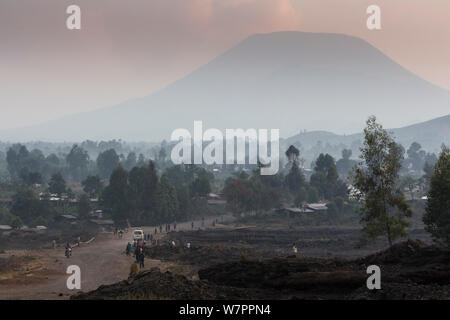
[0, 214, 233, 300]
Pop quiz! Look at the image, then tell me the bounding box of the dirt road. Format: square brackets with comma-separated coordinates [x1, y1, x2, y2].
[0, 215, 233, 300]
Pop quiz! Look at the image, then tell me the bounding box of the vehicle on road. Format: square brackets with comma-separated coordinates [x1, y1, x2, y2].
[133, 229, 144, 241]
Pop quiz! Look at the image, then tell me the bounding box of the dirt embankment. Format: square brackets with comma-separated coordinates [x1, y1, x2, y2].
[72, 240, 450, 300]
[72, 267, 278, 300]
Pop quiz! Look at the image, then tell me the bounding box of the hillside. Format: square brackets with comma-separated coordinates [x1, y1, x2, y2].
[284, 114, 450, 154]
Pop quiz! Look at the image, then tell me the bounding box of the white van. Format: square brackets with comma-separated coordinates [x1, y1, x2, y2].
[133, 229, 144, 240]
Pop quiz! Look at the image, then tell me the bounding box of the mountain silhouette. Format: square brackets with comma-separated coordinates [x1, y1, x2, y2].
[2, 31, 450, 142]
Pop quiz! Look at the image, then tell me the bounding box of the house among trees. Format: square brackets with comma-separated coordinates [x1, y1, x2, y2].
[55, 214, 77, 222]
[276, 207, 315, 217]
[207, 193, 226, 205]
[0, 224, 12, 232]
[276, 203, 328, 217]
[306, 203, 328, 211]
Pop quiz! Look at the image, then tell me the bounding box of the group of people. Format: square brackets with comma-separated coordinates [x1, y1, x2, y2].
[122, 217, 225, 270]
[153, 222, 179, 235]
[126, 240, 145, 268]
[114, 227, 125, 239]
[51, 237, 82, 258]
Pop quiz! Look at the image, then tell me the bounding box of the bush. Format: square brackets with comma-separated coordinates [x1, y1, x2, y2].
[10, 216, 23, 230]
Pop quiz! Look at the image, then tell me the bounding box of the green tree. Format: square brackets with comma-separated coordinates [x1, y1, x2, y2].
[129, 161, 159, 222]
[327, 201, 339, 219]
[11, 187, 54, 225]
[124, 152, 137, 170]
[310, 153, 347, 200]
[155, 174, 179, 223]
[285, 161, 305, 193]
[97, 149, 120, 179]
[78, 194, 92, 219]
[190, 173, 212, 197]
[285, 145, 300, 162]
[294, 186, 308, 208]
[82, 175, 104, 198]
[400, 175, 417, 200]
[19, 170, 43, 186]
[336, 149, 357, 177]
[223, 178, 255, 214]
[10, 216, 23, 230]
[406, 142, 426, 172]
[6, 145, 46, 183]
[307, 186, 319, 203]
[352, 116, 412, 246]
[175, 184, 191, 220]
[423, 161, 435, 192]
[102, 166, 135, 226]
[159, 140, 168, 163]
[0, 206, 14, 225]
[66, 145, 89, 181]
[48, 173, 66, 196]
[423, 146, 450, 245]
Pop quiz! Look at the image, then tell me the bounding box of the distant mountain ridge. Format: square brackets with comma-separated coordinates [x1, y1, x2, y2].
[1, 31, 450, 142]
[283, 114, 450, 154]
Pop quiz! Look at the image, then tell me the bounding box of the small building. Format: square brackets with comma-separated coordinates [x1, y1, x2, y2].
[0, 225, 12, 231]
[90, 210, 103, 219]
[61, 214, 77, 220]
[89, 219, 114, 226]
[55, 214, 77, 222]
[276, 207, 314, 217]
[306, 203, 328, 211]
[207, 193, 226, 205]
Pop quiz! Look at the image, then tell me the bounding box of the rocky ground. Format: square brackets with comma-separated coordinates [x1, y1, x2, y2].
[159, 226, 432, 259]
[72, 267, 280, 300]
[72, 239, 450, 300]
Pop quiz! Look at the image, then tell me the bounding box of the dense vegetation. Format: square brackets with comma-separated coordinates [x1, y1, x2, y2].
[0, 118, 447, 247]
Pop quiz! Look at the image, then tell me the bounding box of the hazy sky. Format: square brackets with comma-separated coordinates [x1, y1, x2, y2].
[0, 0, 449, 130]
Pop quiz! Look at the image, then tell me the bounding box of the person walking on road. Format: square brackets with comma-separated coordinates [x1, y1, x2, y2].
[138, 247, 145, 269]
[134, 244, 140, 259]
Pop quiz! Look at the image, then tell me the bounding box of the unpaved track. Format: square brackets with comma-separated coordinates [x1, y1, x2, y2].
[0, 215, 232, 300]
